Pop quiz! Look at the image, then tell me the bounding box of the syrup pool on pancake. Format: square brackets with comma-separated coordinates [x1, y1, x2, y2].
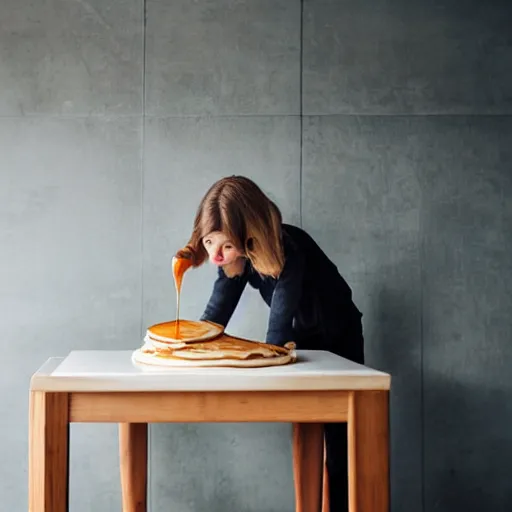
[149, 319, 219, 341]
[172, 256, 193, 338]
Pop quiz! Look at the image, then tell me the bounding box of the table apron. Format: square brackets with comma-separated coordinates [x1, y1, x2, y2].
[67, 390, 351, 423]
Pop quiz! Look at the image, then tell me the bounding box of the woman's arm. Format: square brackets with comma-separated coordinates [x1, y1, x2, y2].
[265, 248, 305, 346]
[200, 265, 248, 327]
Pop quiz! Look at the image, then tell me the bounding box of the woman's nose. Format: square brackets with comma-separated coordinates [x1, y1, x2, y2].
[213, 249, 224, 262]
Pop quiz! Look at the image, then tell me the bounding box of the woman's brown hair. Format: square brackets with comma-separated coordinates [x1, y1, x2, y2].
[177, 176, 285, 278]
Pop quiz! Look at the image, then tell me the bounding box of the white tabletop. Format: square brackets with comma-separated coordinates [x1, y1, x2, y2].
[30, 350, 391, 392]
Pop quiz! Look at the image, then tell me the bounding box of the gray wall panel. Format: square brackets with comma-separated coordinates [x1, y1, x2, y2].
[303, 116, 422, 512]
[0, 118, 142, 510]
[150, 422, 294, 512]
[303, 0, 512, 115]
[145, 0, 300, 116]
[421, 117, 512, 512]
[142, 115, 300, 511]
[0, 0, 143, 116]
[142, 115, 301, 334]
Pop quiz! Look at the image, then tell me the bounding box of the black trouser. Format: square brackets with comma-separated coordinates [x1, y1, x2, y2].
[324, 422, 349, 511]
[298, 326, 364, 512]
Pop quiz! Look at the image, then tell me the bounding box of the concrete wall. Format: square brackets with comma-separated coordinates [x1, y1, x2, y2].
[1, 1, 511, 511]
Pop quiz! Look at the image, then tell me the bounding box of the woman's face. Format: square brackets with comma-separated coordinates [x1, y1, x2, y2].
[202, 231, 243, 267]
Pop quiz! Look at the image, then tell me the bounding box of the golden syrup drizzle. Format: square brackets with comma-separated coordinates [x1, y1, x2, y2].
[150, 319, 215, 340]
[172, 256, 193, 338]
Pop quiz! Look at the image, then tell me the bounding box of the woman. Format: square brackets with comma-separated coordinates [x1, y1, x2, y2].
[176, 175, 364, 510]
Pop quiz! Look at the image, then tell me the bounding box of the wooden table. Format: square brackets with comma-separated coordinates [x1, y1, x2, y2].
[28, 350, 390, 512]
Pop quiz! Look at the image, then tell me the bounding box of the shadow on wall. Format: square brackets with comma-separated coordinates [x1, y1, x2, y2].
[370, 284, 421, 372]
[423, 374, 512, 512]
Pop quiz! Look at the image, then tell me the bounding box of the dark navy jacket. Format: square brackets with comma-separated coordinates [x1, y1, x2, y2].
[200, 224, 364, 361]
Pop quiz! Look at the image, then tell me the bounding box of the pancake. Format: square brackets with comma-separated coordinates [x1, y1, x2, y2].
[132, 332, 297, 368]
[146, 319, 224, 344]
[132, 349, 295, 368]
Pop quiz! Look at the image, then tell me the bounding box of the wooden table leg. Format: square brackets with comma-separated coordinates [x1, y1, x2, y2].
[119, 423, 148, 512]
[293, 423, 324, 512]
[29, 391, 69, 512]
[348, 391, 389, 512]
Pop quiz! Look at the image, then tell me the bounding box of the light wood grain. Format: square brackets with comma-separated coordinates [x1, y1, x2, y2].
[119, 423, 147, 512]
[348, 391, 389, 512]
[293, 423, 324, 512]
[28, 391, 69, 512]
[69, 391, 349, 423]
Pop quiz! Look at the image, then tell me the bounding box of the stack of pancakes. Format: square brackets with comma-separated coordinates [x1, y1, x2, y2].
[132, 319, 297, 368]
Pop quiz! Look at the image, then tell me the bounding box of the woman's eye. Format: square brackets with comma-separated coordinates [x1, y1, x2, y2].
[224, 245, 233, 250]
[204, 239, 211, 246]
